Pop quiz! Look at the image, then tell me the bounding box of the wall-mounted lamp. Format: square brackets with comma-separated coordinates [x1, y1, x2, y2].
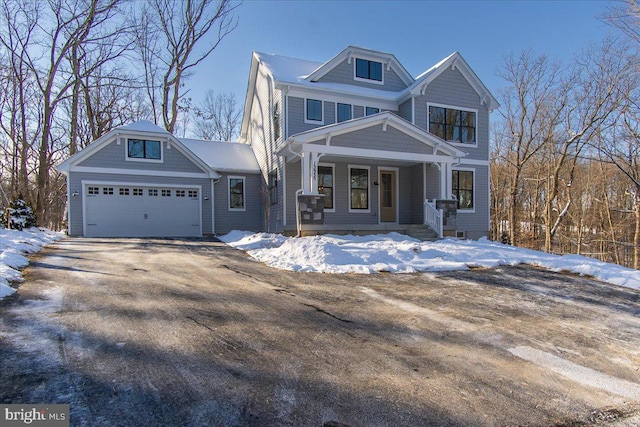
[204, 195, 210, 201]
[373, 181, 379, 186]
[72, 191, 79, 197]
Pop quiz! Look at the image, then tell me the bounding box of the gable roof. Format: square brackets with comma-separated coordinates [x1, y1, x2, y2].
[57, 121, 260, 178]
[304, 46, 414, 87]
[276, 111, 467, 159]
[403, 52, 499, 110]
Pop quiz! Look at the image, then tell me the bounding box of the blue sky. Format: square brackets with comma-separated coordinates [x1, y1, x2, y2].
[189, 0, 615, 109]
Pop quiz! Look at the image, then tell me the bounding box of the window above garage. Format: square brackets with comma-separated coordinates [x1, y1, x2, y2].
[126, 138, 162, 163]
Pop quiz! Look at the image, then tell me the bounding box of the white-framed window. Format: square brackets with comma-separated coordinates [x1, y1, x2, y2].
[228, 176, 246, 211]
[452, 168, 475, 212]
[365, 106, 380, 116]
[88, 186, 99, 195]
[348, 165, 370, 213]
[305, 98, 324, 124]
[337, 103, 352, 123]
[354, 58, 384, 85]
[317, 163, 335, 212]
[126, 138, 163, 162]
[427, 103, 478, 146]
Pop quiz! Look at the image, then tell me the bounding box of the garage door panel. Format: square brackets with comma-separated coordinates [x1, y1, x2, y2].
[85, 185, 201, 237]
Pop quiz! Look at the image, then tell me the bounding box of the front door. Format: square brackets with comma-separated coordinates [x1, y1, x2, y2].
[380, 169, 397, 222]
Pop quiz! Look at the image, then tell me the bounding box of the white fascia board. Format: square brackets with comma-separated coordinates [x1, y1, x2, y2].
[68, 165, 216, 179]
[240, 53, 261, 141]
[301, 143, 460, 164]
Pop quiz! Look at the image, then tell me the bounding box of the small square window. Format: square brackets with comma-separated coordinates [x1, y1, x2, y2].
[148, 189, 158, 197]
[337, 103, 352, 123]
[88, 187, 99, 195]
[366, 107, 380, 116]
[188, 190, 198, 198]
[133, 188, 143, 196]
[161, 189, 171, 197]
[306, 99, 323, 122]
[176, 190, 186, 197]
[119, 188, 130, 196]
[103, 187, 114, 195]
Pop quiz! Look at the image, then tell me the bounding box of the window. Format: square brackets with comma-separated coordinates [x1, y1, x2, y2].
[349, 167, 369, 211]
[452, 170, 474, 210]
[133, 188, 143, 196]
[119, 188, 130, 196]
[355, 58, 383, 82]
[176, 190, 186, 197]
[337, 103, 352, 123]
[229, 177, 245, 210]
[188, 190, 198, 198]
[318, 165, 334, 210]
[306, 99, 323, 123]
[366, 107, 380, 116]
[102, 187, 114, 195]
[273, 103, 280, 141]
[269, 171, 278, 205]
[127, 139, 161, 160]
[88, 187, 99, 195]
[148, 189, 158, 197]
[161, 189, 171, 197]
[428, 105, 476, 144]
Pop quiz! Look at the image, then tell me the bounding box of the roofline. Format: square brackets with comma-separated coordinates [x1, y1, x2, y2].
[239, 52, 260, 142]
[305, 46, 415, 87]
[276, 111, 467, 158]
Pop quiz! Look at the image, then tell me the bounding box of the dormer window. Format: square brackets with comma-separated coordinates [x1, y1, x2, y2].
[355, 58, 383, 83]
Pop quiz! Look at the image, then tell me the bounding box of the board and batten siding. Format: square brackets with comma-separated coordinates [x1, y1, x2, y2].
[314, 58, 408, 92]
[78, 139, 205, 173]
[214, 173, 263, 234]
[414, 67, 490, 162]
[66, 171, 213, 236]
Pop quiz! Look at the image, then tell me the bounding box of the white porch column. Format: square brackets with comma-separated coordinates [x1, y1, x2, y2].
[301, 151, 322, 194]
[310, 152, 321, 194]
[301, 153, 311, 194]
[439, 162, 448, 199]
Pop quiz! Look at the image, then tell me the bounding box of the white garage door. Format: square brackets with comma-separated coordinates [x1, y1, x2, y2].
[84, 184, 201, 237]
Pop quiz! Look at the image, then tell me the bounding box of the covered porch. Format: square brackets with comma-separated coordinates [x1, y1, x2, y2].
[277, 112, 465, 238]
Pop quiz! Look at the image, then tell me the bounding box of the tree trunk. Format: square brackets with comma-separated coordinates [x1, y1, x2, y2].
[634, 188, 640, 270]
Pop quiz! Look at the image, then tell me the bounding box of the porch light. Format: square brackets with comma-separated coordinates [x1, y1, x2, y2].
[72, 191, 79, 197]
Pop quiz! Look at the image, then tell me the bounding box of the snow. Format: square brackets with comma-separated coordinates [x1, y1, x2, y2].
[180, 139, 260, 172]
[118, 120, 168, 134]
[0, 227, 65, 299]
[219, 231, 640, 290]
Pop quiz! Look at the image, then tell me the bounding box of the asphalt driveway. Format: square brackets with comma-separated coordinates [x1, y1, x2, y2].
[1, 237, 639, 426]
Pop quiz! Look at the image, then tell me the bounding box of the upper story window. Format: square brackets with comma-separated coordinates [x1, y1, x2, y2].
[305, 99, 323, 123]
[337, 103, 352, 123]
[127, 139, 162, 161]
[365, 107, 380, 116]
[272, 103, 280, 141]
[428, 105, 476, 144]
[355, 58, 383, 83]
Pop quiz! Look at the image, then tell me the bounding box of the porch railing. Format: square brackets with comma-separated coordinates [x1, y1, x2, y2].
[424, 199, 443, 238]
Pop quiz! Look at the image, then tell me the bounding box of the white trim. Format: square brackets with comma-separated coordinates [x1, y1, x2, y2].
[427, 102, 479, 148]
[452, 166, 476, 214]
[286, 86, 398, 111]
[411, 97, 415, 124]
[378, 166, 399, 224]
[211, 178, 216, 234]
[67, 165, 214, 179]
[124, 138, 164, 163]
[336, 102, 353, 123]
[304, 98, 324, 125]
[301, 143, 459, 164]
[282, 161, 287, 227]
[364, 106, 380, 117]
[81, 180, 203, 237]
[227, 175, 247, 212]
[353, 57, 385, 86]
[456, 159, 489, 166]
[348, 164, 370, 213]
[318, 162, 335, 213]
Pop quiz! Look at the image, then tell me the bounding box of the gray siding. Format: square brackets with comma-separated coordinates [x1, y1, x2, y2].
[214, 173, 263, 234]
[455, 164, 489, 238]
[79, 139, 205, 173]
[353, 105, 364, 119]
[285, 161, 301, 228]
[67, 171, 213, 236]
[425, 164, 440, 200]
[414, 67, 490, 162]
[315, 58, 408, 92]
[287, 97, 336, 137]
[410, 164, 424, 224]
[326, 124, 434, 155]
[399, 100, 412, 123]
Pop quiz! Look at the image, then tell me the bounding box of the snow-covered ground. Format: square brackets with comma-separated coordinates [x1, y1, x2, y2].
[220, 231, 640, 290]
[0, 227, 65, 299]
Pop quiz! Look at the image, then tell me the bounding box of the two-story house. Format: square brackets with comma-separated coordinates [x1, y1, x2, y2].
[241, 46, 498, 239]
[57, 46, 497, 239]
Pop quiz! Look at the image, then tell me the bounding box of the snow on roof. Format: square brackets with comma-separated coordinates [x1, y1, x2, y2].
[179, 138, 260, 173]
[118, 120, 169, 134]
[254, 51, 323, 84]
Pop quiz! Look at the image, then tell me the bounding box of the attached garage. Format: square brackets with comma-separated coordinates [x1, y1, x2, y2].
[83, 183, 202, 237]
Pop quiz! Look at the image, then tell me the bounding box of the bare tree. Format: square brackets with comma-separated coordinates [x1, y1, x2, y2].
[136, 0, 241, 133]
[194, 90, 241, 140]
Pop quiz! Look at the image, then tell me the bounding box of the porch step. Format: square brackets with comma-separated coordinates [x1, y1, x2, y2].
[402, 225, 439, 242]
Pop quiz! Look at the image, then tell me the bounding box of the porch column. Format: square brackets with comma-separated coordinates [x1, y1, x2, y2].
[439, 162, 448, 199]
[301, 151, 321, 194]
[309, 152, 321, 194]
[301, 153, 311, 194]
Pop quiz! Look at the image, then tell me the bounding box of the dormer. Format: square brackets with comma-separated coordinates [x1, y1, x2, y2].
[305, 46, 414, 92]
